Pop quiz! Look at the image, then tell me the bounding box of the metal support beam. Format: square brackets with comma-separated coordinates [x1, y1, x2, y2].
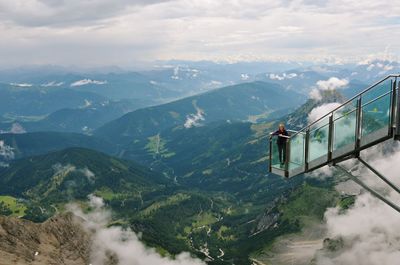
[284, 138, 291, 178]
[327, 115, 334, 161]
[335, 165, 400, 214]
[358, 157, 400, 194]
[390, 79, 397, 137]
[304, 129, 310, 171]
[354, 97, 362, 157]
[268, 136, 272, 172]
[395, 78, 400, 139]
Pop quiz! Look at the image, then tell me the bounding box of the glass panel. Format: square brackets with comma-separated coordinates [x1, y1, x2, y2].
[271, 136, 285, 169]
[333, 109, 357, 153]
[289, 133, 305, 171]
[362, 79, 392, 104]
[333, 99, 357, 120]
[361, 92, 391, 141]
[308, 119, 330, 163]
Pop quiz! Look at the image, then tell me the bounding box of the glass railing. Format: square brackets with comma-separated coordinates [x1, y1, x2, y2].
[308, 118, 330, 168]
[288, 132, 306, 175]
[332, 99, 358, 158]
[360, 87, 392, 146]
[270, 136, 284, 169]
[269, 74, 399, 178]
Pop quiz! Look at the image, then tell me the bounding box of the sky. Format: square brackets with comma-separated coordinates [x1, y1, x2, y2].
[0, 0, 399, 67]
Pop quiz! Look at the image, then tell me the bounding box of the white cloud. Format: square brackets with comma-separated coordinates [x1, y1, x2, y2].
[68, 195, 206, 265]
[52, 163, 96, 183]
[316, 77, 349, 91]
[41, 81, 64, 87]
[81, 99, 92, 108]
[308, 102, 341, 123]
[10, 82, 33, 87]
[309, 88, 323, 101]
[367, 64, 375, 71]
[0, 1, 400, 66]
[315, 144, 400, 265]
[10, 123, 26, 134]
[269, 73, 297, 81]
[205, 80, 223, 89]
[184, 107, 205, 128]
[0, 140, 14, 161]
[52, 163, 76, 176]
[71, 79, 107, 87]
[310, 77, 348, 100]
[241, 73, 250, 80]
[81, 167, 96, 184]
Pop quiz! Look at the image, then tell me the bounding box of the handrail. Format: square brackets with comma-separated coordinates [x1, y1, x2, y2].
[270, 134, 290, 139]
[290, 74, 400, 138]
[269, 129, 299, 139]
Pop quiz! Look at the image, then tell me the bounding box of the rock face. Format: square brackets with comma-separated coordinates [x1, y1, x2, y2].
[0, 213, 91, 265]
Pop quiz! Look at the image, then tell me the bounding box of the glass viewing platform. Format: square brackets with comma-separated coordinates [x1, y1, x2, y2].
[269, 74, 400, 178]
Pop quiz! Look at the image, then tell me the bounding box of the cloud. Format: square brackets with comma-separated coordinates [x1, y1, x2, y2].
[81, 99, 93, 108]
[0, 123, 26, 134]
[10, 82, 33, 87]
[314, 143, 400, 265]
[316, 193, 400, 265]
[316, 77, 349, 91]
[52, 163, 96, 184]
[0, 0, 400, 66]
[241, 73, 250, 80]
[52, 163, 76, 176]
[68, 195, 206, 265]
[308, 102, 341, 123]
[81, 167, 96, 184]
[310, 77, 349, 100]
[0, 140, 15, 160]
[269, 73, 297, 81]
[0, 0, 172, 27]
[71, 79, 107, 87]
[184, 107, 205, 128]
[309, 88, 323, 101]
[10, 123, 26, 134]
[41, 81, 64, 87]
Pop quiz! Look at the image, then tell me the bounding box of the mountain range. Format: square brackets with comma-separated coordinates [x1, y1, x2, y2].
[0, 61, 397, 264]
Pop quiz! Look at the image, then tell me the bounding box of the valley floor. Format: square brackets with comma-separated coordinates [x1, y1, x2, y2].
[252, 220, 326, 265]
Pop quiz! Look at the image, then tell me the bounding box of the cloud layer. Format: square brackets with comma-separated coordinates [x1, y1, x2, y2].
[68, 195, 205, 265]
[315, 143, 400, 265]
[0, 0, 399, 66]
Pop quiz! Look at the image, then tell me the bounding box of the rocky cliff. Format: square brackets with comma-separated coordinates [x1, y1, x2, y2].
[0, 213, 90, 265]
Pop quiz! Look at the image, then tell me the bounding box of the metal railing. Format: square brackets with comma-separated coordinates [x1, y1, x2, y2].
[269, 74, 400, 178]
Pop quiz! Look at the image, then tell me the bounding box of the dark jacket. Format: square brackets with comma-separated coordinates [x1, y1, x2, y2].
[272, 129, 289, 145]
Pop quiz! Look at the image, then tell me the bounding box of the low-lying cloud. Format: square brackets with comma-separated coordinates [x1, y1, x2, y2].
[71, 79, 108, 87]
[68, 195, 205, 265]
[269, 72, 297, 81]
[52, 163, 96, 183]
[314, 143, 400, 265]
[0, 140, 14, 167]
[9, 82, 33, 87]
[308, 102, 341, 123]
[184, 108, 205, 128]
[10, 123, 26, 134]
[0, 140, 15, 160]
[41, 81, 64, 87]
